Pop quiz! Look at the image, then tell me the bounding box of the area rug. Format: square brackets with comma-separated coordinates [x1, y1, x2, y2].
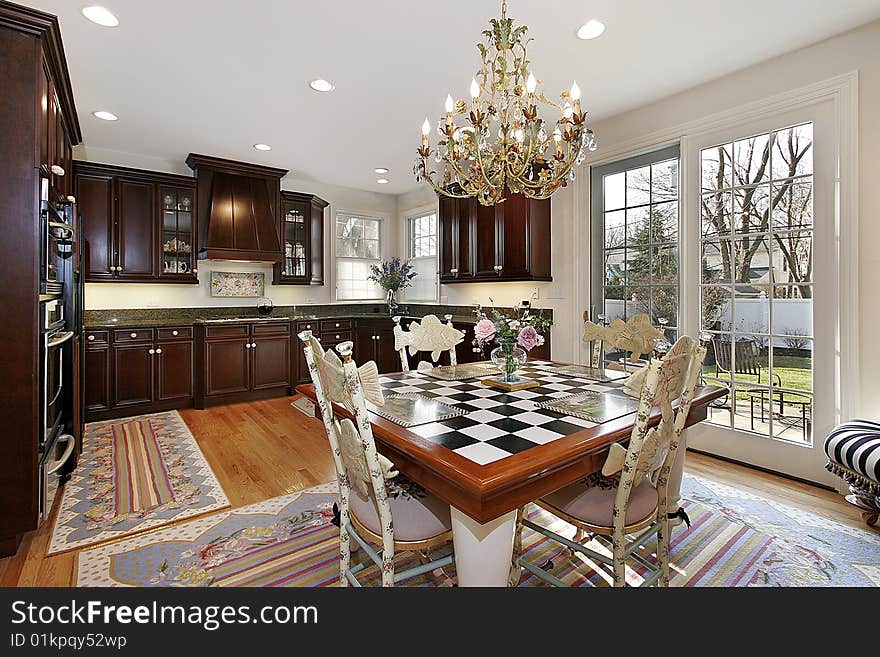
[75, 475, 880, 586]
[49, 411, 230, 555]
[290, 396, 315, 417]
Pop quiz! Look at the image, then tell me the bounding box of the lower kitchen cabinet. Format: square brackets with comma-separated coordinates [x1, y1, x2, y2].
[83, 326, 194, 421]
[196, 322, 291, 408]
[354, 320, 401, 374]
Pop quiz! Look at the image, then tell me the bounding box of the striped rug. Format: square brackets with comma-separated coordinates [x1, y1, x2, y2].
[112, 419, 176, 515]
[48, 411, 229, 555]
[77, 476, 880, 586]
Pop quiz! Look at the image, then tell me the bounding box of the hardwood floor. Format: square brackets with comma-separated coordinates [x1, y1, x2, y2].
[0, 396, 869, 586]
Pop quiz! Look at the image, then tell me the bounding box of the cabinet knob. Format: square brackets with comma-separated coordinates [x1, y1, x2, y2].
[148, 349, 155, 355]
[251, 342, 257, 348]
[50, 164, 65, 176]
[335, 322, 340, 328]
[172, 330, 179, 336]
[66, 195, 76, 204]
[450, 268, 459, 275]
[155, 348, 162, 354]
[87, 335, 95, 341]
[130, 332, 137, 338]
[245, 343, 251, 349]
[335, 334, 340, 339]
[306, 324, 311, 329]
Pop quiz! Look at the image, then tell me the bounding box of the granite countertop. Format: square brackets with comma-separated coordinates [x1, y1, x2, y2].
[83, 312, 483, 329]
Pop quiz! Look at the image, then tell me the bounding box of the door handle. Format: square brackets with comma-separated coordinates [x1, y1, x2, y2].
[47, 434, 76, 475]
[47, 331, 74, 348]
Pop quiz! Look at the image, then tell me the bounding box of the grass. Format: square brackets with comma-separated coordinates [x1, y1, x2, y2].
[703, 354, 812, 402]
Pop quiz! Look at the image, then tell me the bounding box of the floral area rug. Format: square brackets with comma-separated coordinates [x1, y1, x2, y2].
[49, 411, 229, 555]
[76, 474, 879, 586]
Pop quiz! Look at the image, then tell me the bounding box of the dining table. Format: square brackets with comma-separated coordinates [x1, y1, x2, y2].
[296, 358, 727, 587]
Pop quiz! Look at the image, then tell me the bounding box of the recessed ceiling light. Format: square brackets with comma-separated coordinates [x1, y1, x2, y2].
[253, 143, 272, 151]
[92, 110, 118, 121]
[376, 178, 390, 185]
[309, 78, 335, 93]
[577, 19, 605, 40]
[82, 6, 119, 27]
[374, 167, 389, 174]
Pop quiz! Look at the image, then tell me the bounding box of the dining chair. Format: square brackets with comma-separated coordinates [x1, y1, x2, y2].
[299, 331, 455, 587]
[392, 314, 465, 372]
[509, 335, 707, 587]
[583, 313, 666, 371]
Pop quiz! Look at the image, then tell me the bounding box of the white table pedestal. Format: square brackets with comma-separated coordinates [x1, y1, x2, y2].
[450, 508, 517, 587]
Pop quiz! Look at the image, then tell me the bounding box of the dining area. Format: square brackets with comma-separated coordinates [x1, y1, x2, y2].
[296, 309, 727, 587]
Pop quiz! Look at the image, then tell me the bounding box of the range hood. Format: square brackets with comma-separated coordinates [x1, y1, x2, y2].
[186, 153, 288, 262]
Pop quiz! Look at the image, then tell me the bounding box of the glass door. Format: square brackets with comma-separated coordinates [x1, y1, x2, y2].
[282, 200, 308, 281]
[159, 186, 195, 280]
[683, 102, 837, 485]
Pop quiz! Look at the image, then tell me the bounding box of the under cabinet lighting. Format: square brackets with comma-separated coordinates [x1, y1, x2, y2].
[82, 6, 119, 27]
[576, 19, 605, 40]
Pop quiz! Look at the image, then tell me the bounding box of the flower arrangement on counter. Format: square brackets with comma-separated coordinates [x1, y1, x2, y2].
[368, 258, 418, 314]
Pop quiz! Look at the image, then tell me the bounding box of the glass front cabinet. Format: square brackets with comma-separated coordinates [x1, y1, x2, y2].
[274, 191, 328, 285]
[159, 184, 197, 282]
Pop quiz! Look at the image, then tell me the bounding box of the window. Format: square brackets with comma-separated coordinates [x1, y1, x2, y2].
[335, 213, 382, 301]
[590, 145, 680, 365]
[405, 211, 438, 302]
[700, 123, 814, 442]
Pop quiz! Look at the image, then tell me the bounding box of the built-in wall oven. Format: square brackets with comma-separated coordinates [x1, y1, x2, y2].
[39, 431, 74, 524]
[42, 324, 74, 453]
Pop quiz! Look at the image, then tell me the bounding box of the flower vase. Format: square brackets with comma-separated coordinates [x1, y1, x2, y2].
[490, 337, 527, 383]
[385, 289, 398, 315]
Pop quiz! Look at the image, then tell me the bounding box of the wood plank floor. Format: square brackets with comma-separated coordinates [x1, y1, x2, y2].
[0, 396, 870, 586]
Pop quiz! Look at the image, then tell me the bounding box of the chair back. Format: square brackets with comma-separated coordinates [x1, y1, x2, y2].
[299, 332, 397, 582]
[393, 314, 464, 371]
[613, 336, 707, 534]
[712, 336, 761, 377]
[583, 312, 666, 368]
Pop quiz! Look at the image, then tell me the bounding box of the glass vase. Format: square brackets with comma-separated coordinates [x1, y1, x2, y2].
[385, 288, 398, 315]
[490, 337, 527, 383]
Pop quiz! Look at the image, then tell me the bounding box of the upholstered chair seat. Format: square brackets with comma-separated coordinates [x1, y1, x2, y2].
[539, 475, 659, 531]
[350, 482, 452, 543]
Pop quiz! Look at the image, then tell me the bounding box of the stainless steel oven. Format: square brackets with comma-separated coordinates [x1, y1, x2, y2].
[43, 326, 74, 451]
[39, 432, 75, 524]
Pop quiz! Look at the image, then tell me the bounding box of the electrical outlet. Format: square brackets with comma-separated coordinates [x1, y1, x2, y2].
[306, 297, 314, 304]
[530, 287, 540, 300]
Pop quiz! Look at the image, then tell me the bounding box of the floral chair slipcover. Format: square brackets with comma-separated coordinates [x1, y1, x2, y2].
[510, 335, 707, 587]
[299, 332, 454, 587]
[392, 314, 464, 372]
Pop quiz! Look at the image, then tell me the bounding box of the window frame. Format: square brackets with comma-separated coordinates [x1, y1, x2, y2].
[404, 209, 439, 303]
[333, 211, 385, 302]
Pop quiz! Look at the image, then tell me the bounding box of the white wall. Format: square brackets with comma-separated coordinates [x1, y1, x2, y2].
[78, 146, 399, 310]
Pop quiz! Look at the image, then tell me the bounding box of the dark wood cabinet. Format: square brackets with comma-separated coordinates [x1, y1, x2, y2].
[197, 322, 291, 407]
[274, 191, 328, 285]
[83, 326, 194, 421]
[75, 162, 198, 284]
[438, 191, 551, 283]
[354, 319, 399, 374]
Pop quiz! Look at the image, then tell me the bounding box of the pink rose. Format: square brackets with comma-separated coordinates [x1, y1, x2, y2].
[474, 319, 497, 344]
[517, 326, 540, 351]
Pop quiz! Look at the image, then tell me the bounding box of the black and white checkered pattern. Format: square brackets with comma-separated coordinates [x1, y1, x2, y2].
[377, 360, 632, 465]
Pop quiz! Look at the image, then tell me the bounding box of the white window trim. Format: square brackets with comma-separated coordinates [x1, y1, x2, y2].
[580, 71, 859, 427]
[332, 209, 388, 303]
[403, 207, 440, 303]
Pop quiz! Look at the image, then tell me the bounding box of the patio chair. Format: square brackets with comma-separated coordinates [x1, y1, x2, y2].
[299, 332, 454, 586]
[509, 336, 707, 587]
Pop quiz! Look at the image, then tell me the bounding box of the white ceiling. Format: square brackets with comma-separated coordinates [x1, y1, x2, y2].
[31, 0, 880, 195]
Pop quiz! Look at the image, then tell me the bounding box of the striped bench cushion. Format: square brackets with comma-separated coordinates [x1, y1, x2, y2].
[824, 420, 880, 492]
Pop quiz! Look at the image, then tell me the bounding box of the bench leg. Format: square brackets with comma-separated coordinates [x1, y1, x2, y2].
[844, 484, 880, 528]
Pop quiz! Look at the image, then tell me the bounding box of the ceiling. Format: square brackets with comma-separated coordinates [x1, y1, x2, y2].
[31, 0, 880, 195]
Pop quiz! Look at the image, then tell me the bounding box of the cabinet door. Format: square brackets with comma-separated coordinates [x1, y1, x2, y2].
[39, 64, 50, 174]
[500, 192, 529, 277]
[84, 346, 111, 413]
[374, 327, 400, 374]
[353, 324, 377, 366]
[158, 186, 197, 282]
[251, 335, 290, 390]
[113, 343, 154, 408]
[77, 174, 115, 280]
[204, 339, 251, 396]
[457, 200, 474, 279]
[309, 200, 325, 285]
[438, 196, 457, 280]
[155, 341, 193, 402]
[474, 199, 501, 277]
[116, 178, 157, 279]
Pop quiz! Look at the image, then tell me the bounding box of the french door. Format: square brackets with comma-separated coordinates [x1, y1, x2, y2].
[683, 101, 838, 485]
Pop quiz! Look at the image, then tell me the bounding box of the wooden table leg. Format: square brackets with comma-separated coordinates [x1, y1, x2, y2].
[450, 508, 517, 587]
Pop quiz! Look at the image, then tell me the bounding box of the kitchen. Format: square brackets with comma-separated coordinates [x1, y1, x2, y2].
[1, 0, 878, 595]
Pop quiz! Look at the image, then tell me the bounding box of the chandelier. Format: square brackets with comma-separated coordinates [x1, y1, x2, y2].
[414, 0, 597, 206]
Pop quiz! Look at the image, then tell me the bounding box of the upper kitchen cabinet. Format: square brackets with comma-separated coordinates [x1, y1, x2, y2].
[74, 162, 198, 283]
[185, 154, 288, 263]
[274, 191, 328, 285]
[438, 191, 551, 283]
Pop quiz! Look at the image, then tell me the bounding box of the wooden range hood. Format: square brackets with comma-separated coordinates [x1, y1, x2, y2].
[186, 153, 288, 262]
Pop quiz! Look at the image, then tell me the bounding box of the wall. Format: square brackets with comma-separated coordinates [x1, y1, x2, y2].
[78, 146, 399, 310]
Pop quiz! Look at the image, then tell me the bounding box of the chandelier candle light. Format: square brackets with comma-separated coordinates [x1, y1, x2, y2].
[415, 0, 597, 205]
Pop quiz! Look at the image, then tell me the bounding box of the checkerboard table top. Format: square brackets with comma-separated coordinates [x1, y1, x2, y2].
[376, 360, 631, 465]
